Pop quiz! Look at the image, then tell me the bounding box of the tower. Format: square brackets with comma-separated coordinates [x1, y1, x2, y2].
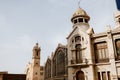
[71, 8, 90, 31]
[67, 7, 95, 80]
[26, 43, 41, 80]
[31, 43, 41, 80]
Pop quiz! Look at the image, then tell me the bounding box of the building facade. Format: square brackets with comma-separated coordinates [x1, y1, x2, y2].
[25, 43, 41, 80]
[44, 6, 120, 80]
[44, 44, 68, 80]
[67, 8, 120, 80]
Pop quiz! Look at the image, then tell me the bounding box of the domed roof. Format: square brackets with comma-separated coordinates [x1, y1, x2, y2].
[71, 8, 90, 21]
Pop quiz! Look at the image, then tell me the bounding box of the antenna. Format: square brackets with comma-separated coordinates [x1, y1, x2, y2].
[78, 0, 81, 8]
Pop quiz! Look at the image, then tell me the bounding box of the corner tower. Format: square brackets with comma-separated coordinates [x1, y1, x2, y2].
[67, 7, 95, 80]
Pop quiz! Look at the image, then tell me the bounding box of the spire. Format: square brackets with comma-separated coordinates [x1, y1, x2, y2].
[78, 0, 81, 8]
[32, 43, 41, 59]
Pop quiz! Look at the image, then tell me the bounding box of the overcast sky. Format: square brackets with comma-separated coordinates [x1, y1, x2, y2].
[0, 0, 117, 74]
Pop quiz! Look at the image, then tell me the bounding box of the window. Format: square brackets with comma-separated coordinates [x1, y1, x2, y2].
[57, 51, 65, 75]
[82, 37, 84, 41]
[35, 49, 39, 56]
[78, 18, 83, 22]
[72, 39, 74, 43]
[74, 19, 77, 24]
[35, 72, 37, 75]
[98, 72, 101, 80]
[115, 39, 120, 60]
[119, 18, 120, 24]
[98, 71, 111, 80]
[85, 19, 88, 23]
[102, 72, 106, 80]
[75, 36, 81, 42]
[75, 44, 83, 63]
[40, 72, 43, 75]
[94, 42, 109, 63]
[53, 58, 56, 77]
[107, 71, 111, 80]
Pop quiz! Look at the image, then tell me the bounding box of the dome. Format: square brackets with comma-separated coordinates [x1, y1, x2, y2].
[71, 8, 90, 21]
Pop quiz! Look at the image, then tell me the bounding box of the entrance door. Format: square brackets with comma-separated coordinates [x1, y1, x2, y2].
[76, 71, 85, 80]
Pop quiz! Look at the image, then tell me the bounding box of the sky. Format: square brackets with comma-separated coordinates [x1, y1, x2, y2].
[0, 0, 118, 74]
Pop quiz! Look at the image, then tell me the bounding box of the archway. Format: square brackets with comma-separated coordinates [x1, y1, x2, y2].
[76, 71, 85, 80]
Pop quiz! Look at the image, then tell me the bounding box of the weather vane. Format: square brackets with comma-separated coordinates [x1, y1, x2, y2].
[78, 0, 81, 8]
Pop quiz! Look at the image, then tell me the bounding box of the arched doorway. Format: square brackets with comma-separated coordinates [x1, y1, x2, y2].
[76, 71, 85, 80]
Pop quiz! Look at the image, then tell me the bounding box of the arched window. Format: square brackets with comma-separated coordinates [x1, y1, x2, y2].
[75, 36, 81, 42]
[76, 71, 85, 80]
[53, 58, 56, 77]
[57, 51, 65, 75]
[75, 44, 82, 63]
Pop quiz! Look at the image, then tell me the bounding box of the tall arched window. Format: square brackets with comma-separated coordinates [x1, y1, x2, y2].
[115, 39, 120, 60]
[57, 51, 65, 75]
[75, 44, 82, 63]
[53, 58, 56, 77]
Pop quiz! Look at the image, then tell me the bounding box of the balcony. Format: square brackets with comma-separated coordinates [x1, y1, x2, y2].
[69, 58, 89, 67]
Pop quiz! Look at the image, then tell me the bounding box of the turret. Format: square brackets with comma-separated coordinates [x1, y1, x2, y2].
[32, 43, 41, 59]
[71, 8, 90, 31]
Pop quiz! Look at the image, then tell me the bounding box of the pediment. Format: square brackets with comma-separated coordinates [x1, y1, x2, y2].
[67, 27, 93, 40]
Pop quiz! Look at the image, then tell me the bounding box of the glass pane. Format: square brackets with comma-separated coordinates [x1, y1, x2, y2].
[102, 49, 105, 59]
[98, 50, 102, 59]
[107, 71, 111, 80]
[105, 49, 108, 58]
[98, 72, 101, 80]
[102, 72, 106, 80]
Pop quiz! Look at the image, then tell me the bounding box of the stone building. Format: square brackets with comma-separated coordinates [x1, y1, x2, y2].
[44, 5, 120, 80]
[25, 43, 42, 80]
[44, 44, 68, 80]
[67, 8, 120, 80]
[0, 72, 26, 80]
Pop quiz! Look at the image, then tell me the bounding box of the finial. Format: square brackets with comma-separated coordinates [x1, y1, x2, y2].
[36, 42, 38, 46]
[78, 0, 81, 8]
